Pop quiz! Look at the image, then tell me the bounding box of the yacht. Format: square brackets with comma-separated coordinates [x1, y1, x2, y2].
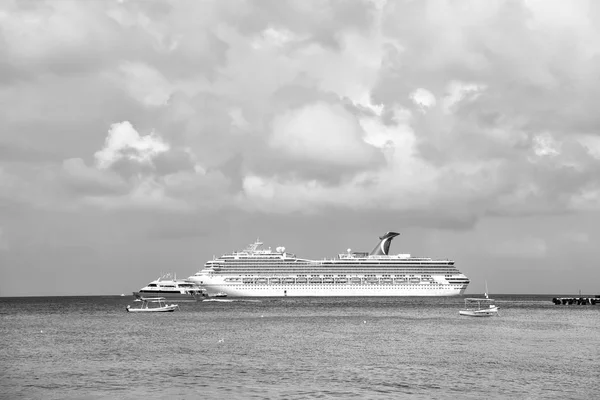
[133, 274, 205, 301]
[188, 232, 470, 297]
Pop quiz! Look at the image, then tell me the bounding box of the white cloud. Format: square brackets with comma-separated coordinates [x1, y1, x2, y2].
[0, 2, 94, 62]
[525, 0, 592, 31]
[241, 175, 276, 202]
[239, 174, 375, 213]
[442, 81, 485, 114]
[354, 92, 384, 117]
[105, 3, 181, 52]
[94, 121, 169, 170]
[269, 102, 378, 168]
[3, 0, 600, 221]
[251, 26, 297, 49]
[532, 133, 560, 157]
[577, 135, 600, 159]
[55, 121, 231, 212]
[292, 27, 386, 111]
[410, 88, 436, 111]
[361, 107, 414, 149]
[116, 62, 172, 107]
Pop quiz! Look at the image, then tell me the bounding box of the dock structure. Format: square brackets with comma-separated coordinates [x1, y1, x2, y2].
[552, 296, 599, 305]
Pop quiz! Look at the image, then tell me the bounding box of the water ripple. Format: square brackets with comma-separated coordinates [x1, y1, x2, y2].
[1, 295, 598, 399]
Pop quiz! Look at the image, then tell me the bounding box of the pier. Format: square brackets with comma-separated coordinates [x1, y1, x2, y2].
[552, 296, 599, 305]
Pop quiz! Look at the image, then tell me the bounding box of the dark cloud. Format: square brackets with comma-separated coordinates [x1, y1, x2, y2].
[152, 149, 196, 176]
[61, 158, 129, 196]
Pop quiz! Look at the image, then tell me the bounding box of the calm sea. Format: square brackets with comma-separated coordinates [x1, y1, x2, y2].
[0, 295, 598, 400]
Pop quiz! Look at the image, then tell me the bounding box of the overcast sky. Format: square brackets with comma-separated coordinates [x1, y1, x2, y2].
[1, 0, 599, 296]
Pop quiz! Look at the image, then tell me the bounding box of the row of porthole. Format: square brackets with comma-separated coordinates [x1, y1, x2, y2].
[233, 281, 441, 285]
[228, 285, 452, 289]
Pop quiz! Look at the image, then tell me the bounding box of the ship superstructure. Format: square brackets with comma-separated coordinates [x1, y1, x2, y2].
[187, 232, 469, 297]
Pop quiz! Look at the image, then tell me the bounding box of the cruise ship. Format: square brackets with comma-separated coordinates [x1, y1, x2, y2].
[187, 232, 470, 297]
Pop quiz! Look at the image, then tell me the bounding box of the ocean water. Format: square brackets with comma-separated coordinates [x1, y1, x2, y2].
[0, 295, 598, 400]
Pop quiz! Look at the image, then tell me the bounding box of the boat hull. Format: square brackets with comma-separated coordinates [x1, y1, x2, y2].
[126, 305, 178, 313]
[198, 282, 467, 297]
[459, 311, 494, 317]
[132, 292, 202, 302]
[459, 307, 499, 317]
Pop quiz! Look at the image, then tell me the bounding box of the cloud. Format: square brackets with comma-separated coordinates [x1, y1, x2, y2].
[269, 102, 381, 169]
[62, 158, 128, 196]
[116, 62, 173, 107]
[410, 88, 436, 111]
[94, 121, 169, 170]
[56, 121, 229, 212]
[442, 81, 485, 114]
[251, 26, 297, 49]
[2, 0, 600, 225]
[532, 133, 560, 157]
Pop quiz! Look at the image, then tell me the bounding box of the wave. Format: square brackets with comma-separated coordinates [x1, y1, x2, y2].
[202, 299, 261, 303]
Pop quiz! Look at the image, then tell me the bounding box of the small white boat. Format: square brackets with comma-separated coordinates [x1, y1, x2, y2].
[459, 297, 499, 317]
[213, 292, 228, 298]
[460, 281, 499, 317]
[126, 297, 179, 313]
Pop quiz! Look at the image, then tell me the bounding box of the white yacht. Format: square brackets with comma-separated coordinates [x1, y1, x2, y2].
[188, 232, 470, 297]
[133, 274, 205, 301]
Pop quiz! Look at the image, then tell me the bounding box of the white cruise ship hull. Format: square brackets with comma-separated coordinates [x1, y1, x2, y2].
[200, 281, 466, 297]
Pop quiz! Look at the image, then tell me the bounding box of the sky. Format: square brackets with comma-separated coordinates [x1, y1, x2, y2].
[1, 0, 600, 296]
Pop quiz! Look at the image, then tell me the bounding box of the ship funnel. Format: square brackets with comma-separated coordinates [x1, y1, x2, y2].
[369, 232, 400, 256]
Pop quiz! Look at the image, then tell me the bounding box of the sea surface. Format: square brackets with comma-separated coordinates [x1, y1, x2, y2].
[1, 295, 598, 400]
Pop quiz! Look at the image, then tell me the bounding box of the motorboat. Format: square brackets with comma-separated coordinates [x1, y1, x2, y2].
[126, 297, 179, 313]
[133, 273, 205, 301]
[459, 297, 499, 317]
